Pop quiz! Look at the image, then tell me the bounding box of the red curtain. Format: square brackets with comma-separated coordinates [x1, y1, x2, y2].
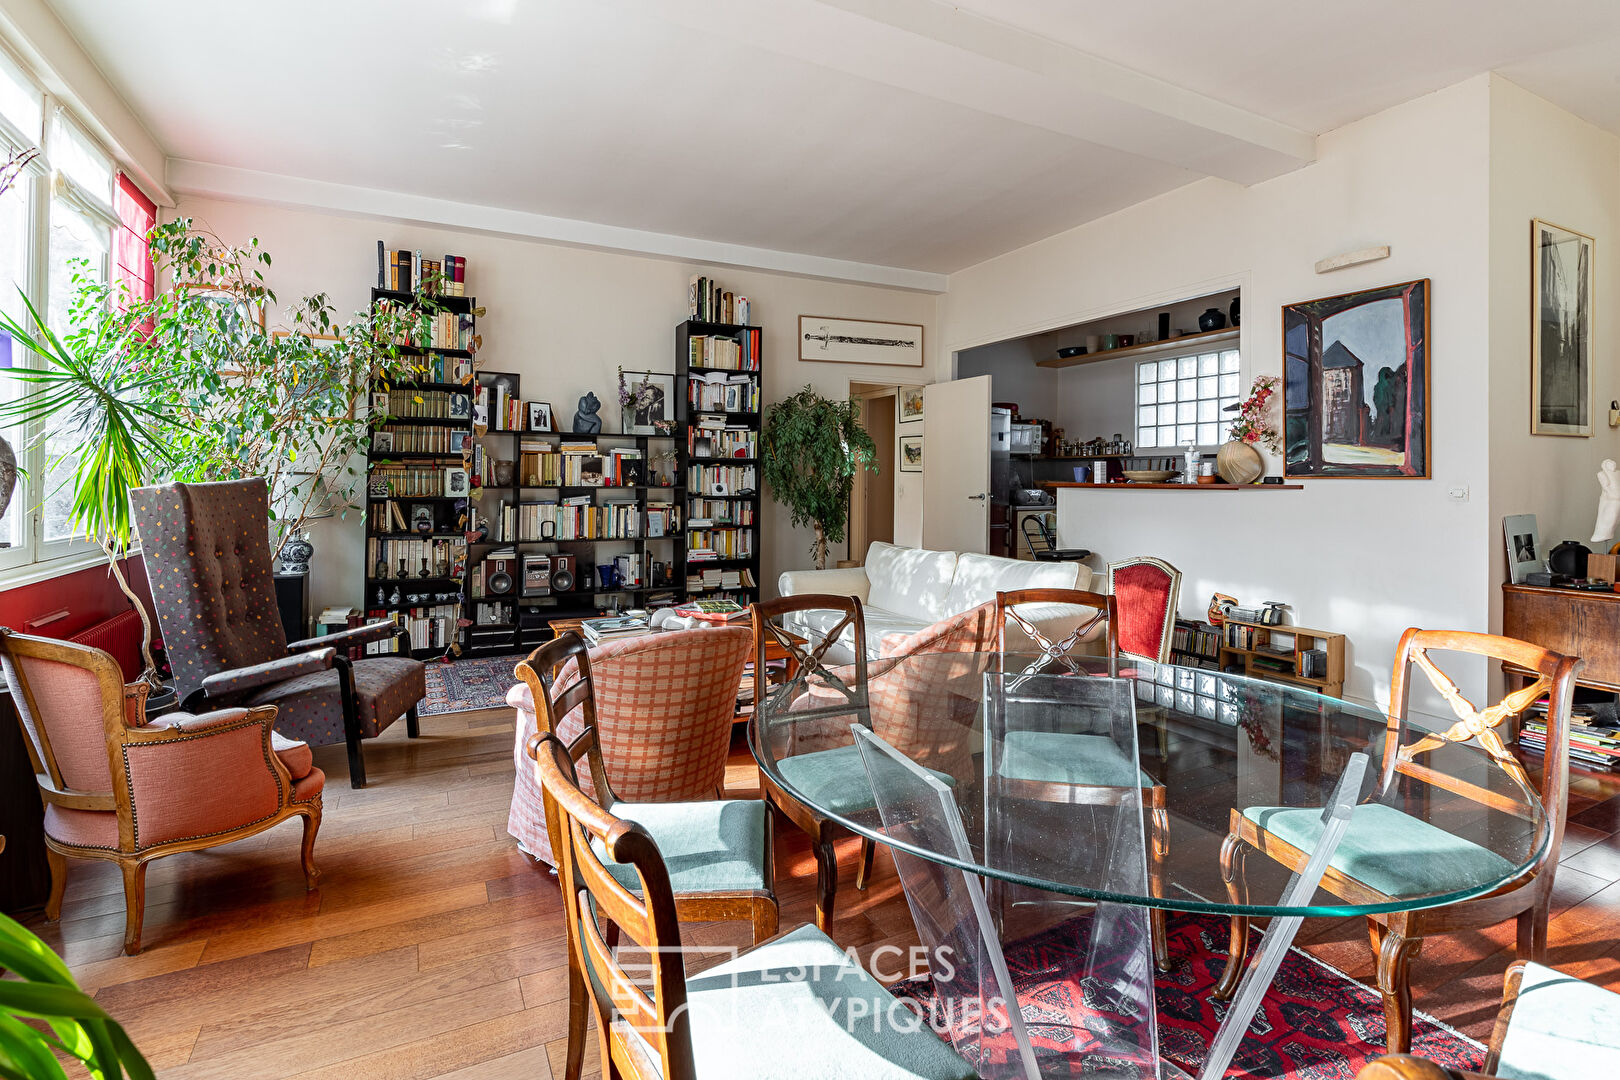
[113, 172, 155, 312]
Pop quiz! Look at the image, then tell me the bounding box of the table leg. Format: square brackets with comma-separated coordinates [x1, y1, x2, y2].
[1196, 751, 1369, 1080]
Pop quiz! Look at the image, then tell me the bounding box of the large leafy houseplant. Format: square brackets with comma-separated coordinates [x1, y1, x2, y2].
[0, 906, 152, 1079]
[0, 219, 439, 679]
[761, 385, 878, 569]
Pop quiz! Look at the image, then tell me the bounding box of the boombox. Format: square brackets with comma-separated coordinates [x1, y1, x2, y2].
[551, 554, 578, 593]
[521, 555, 551, 597]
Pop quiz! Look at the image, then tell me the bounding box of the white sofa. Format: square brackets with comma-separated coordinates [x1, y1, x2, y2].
[777, 541, 1094, 664]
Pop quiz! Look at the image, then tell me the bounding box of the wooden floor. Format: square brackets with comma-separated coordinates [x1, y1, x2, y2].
[19, 706, 1620, 1079]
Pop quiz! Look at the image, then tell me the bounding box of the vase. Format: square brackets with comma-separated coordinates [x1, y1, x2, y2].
[1198, 308, 1228, 332]
[0, 433, 14, 522]
[492, 460, 515, 487]
[280, 530, 314, 576]
[1215, 439, 1264, 484]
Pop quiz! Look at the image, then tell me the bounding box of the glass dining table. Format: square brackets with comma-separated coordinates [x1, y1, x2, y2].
[750, 646, 1548, 1080]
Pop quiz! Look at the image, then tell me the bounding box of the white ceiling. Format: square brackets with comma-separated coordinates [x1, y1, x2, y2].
[38, 0, 1620, 281]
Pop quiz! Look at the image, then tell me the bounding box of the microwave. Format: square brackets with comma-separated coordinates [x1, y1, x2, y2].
[1009, 423, 1042, 455]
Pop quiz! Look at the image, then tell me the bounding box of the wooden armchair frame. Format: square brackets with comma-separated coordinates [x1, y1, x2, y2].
[1216, 628, 1582, 1053]
[748, 595, 880, 932]
[1, 629, 321, 954]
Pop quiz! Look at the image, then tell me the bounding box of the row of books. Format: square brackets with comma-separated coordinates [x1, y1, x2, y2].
[377, 243, 469, 296]
[365, 537, 463, 578]
[688, 464, 756, 496]
[688, 275, 750, 325]
[375, 388, 470, 420]
[686, 529, 754, 559]
[1172, 620, 1221, 662]
[1520, 700, 1620, 771]
[375, 425, 460, 454]
[368, 464, 457, 498]
[688, 498, 754, 526]
[363, 605, 460, 653]
[689, 427, 755, 458]
[424, 311, 476, 351]
[646, 504, 679, 536]
[688, 371, 760, 413]
[687, 567, 756, 591]
[369, 500, 447, 536]
[517, 446, 644, 487]
[687, 329, 761, 371]
[406, 353, 473, 384]
[475, 382, 526, 431]
[499, 500, 644, 542]
[1224, 623, 1266, 650]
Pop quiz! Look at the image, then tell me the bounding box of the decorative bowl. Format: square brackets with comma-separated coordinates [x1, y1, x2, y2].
[1122, 469, 1178, 483]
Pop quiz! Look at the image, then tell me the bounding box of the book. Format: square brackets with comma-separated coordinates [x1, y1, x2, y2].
[581, 614, 650, 645]
[672, 600, 747, 623]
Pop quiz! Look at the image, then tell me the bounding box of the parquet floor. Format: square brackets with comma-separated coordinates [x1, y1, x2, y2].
[18, 706, 1620, 1079]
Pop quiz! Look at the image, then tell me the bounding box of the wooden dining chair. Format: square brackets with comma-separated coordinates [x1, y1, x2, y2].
[1107, 556, 1182, 666]
[749, 594, 876, 932]
[991, 588, 1171, 971]
[517, 633, 777, 1080]
[1215, 628, 1582, 1053]
[531, 728, 979, 1080]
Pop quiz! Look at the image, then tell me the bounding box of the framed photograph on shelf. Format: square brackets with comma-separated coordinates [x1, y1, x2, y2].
[620, 371, 674, 434]
[1531, 219, 1594, 436]
[899, 434, 923, 472]
[1504, 513, 1544, 584]
[799, 315, 924, 367]
[443, 467, 470, 497]
[528, 401, 554, 431]
[410, 504, 434, 534]
[448, 430, 469, 453]
[371, 430, 393, 453]
[899, 386, 925, 422]
[448, 392, 471, 420]
[370, 391, 389, 416]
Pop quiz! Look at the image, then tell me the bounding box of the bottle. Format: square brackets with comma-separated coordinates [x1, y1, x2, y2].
[1183, 441, 1200, 484]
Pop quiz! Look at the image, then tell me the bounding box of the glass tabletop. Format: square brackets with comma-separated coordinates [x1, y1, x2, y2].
[750, 649, 1549, 918]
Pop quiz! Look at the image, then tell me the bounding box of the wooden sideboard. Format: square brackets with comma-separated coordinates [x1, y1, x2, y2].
[1502, 583, 1620, 692]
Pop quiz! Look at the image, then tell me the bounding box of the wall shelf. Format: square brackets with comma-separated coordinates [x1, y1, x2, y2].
[1042, 481, 1302, 491]
[1035, 327, 1239, 369]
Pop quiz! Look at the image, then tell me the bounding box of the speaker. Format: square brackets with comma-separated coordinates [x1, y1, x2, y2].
[551, 554, 577, 593]
[486, 557, 514, 595]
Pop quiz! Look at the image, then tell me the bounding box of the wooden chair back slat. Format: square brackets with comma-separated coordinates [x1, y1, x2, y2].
[750, 595, 871, 718]
[516, 633, 616, 808]
[995, 588, 1117, 676]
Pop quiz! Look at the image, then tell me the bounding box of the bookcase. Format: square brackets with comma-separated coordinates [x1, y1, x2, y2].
[1216, 618, 1346, 699]
[675, 320, 763, 606]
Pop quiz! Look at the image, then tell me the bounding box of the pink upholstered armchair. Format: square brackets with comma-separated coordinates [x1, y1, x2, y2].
[0, 629, 324, 955]
[507, 626, 752, 866]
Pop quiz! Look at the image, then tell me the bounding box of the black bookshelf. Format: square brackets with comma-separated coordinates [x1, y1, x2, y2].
[675, 319, 762, 606]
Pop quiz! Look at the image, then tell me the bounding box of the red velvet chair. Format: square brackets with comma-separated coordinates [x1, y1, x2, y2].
[1107, 556, 1183, 665]
[1, 629, 323, 955]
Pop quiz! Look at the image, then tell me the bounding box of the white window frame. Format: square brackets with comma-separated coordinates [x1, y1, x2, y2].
[0, 36, 118, 578]
[1134, 346, 1243, 452]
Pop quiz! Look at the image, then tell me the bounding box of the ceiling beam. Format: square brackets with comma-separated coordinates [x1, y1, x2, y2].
[165, 159, 949, 293]
[625, 0, 1316, 185]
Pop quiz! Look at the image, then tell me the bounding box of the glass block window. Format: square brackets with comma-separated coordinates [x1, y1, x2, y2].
[1136, 348, 1241, 449]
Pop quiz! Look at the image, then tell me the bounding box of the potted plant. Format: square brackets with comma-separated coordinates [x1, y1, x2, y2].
[1217, 374, 1281, 484]
[0, 219, 435, 704]
[761, 385, 878, 569]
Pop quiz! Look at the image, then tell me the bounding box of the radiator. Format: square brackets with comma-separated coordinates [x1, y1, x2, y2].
[68, 608, 146, 681]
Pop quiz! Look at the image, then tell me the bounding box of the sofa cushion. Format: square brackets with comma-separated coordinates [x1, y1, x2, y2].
[944, 552, 1084, 614]
[864, 542, 958, 625]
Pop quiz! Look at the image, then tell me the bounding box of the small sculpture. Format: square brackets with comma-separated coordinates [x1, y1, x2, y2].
[572, 392, 602, 434]
[1593, 459, 1620, 544]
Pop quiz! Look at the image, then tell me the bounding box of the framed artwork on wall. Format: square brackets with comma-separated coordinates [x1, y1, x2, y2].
[1531, 219, 1594, 436]
[899, 434, 923, 472]
[799, 315, 924, 367]
[1282, 278, 1429, 478]
[899, 385, 925, 422]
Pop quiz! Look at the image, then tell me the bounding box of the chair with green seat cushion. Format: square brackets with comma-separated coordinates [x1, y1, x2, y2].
[516, 634, 778, 1080]
[775, 743, 958, 817]
[1000, 731, 1154, 788]
[532, 729, 979, 1080]
[1354, 960, 1620, 1080]
[1218, 628, 1583, 1056]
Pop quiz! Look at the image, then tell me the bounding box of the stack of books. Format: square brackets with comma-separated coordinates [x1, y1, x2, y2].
[581, 615, 650, 646]
[672, 600, 749, 624]
[688, 276, 750, 325]
[1520, 700, 1620, 771]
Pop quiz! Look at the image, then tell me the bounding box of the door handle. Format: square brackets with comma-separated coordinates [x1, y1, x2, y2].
[967, 493, 987, 502]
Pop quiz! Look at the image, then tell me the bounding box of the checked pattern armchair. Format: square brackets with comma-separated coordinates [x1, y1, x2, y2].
[131, 478, 426, 787]
[1, 629, 323, 955]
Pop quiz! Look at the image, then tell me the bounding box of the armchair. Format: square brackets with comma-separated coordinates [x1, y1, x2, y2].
[131, 478, 426, 787]
[0, 629, 323, 955]
[1106, 556, 1182, 665]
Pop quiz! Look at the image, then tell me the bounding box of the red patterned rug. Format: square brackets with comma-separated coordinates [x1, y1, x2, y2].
[420, 654, 525, 716]
[887, 912, 1482, 1080]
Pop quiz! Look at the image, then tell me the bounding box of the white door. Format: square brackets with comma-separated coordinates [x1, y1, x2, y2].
[922, 375, 992, 553]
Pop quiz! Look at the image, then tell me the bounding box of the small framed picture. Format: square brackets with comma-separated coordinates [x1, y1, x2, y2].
[411, 505, 434, 533]
[710, 479, 730, 496]
[372, 431, 394, 453]
[620, 371, 675, 435]
[367, 477, 389, 498]
[528, 401, 554, 432]
[899, 434, 923, 472]
[449, 430, 469, 453]
[370, 391, 390, 416]
[1504, 514, 1544, 584]
[443, 467, 470, 497]
[448, 393, 471, 420]
[900, 386, 924, 423]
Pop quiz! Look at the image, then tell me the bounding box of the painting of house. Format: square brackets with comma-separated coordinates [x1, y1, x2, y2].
[1283, 279, 1428, 478]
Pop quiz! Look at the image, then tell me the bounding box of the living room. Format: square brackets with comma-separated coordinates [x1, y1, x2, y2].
[3, 3, 1620, 1079]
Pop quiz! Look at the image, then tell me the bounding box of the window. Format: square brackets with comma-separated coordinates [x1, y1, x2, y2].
[1135, 347, 1242, 450]
[0, 35, 135, 576]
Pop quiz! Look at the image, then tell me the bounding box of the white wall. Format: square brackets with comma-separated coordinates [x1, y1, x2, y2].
[1486, 76, 1620, 648]
[947, 77, 1496, 709]
[168, 195, 943, 614]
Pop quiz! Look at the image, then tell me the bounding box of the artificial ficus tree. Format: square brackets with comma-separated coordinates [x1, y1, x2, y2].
[760, 385, 878, 569]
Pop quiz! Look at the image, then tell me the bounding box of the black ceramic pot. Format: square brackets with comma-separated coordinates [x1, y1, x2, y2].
[1549, 540, 1590, 578]
[1198, 308, 1227, 332]
[1229, 296, 1241, 327]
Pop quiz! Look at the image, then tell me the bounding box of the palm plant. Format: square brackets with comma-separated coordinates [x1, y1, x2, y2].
[0, 905, 152, 1079]
[760, 385, 878, 569]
